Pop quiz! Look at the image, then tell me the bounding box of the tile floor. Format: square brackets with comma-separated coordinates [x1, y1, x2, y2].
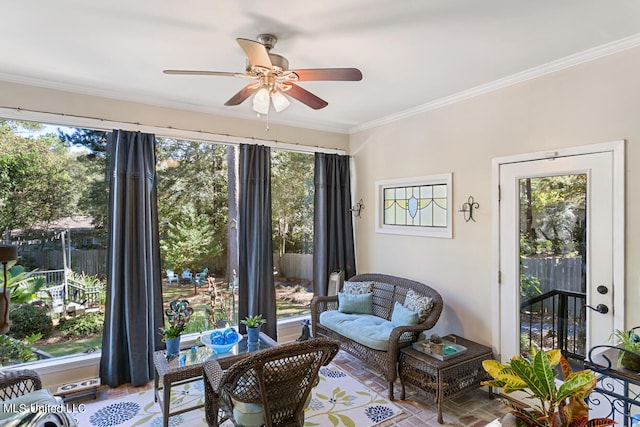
[93, 349, 510, 426]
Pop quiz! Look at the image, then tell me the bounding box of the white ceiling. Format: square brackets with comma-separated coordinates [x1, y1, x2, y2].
[2, 0, 640, 133]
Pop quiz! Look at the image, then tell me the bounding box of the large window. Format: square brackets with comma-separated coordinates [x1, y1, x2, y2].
[271, 149, 315, 319]
[0, 121, 108, 366]
[0, 120, 317, 368]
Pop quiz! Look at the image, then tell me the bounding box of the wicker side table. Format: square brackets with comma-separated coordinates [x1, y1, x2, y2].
[398, 334, 493, 424]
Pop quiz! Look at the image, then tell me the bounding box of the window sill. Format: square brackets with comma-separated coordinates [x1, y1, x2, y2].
[23, 315, 310, 390]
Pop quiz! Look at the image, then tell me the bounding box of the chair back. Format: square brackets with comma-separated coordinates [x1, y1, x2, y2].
[219, 338, 340, 427]
[0, 369, 42, 401]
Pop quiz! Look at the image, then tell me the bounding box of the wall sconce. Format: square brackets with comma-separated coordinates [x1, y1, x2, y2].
[350, 199, 365, 217]
[458, 196, 479, 222]
[0, 244, 18, 334]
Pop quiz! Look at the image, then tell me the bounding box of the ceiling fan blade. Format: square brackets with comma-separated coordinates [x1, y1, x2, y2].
[291, 68, 362, 81]
[163, 69, 243, 77]
[285, 84, 328, 110]
[224, 84, 260, 106]
[236, 38, 272, 69]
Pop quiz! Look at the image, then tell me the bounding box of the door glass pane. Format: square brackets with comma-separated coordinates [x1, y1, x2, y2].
[518, 174, 587, 361]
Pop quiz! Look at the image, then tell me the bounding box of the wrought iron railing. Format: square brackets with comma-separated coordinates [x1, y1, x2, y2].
[520, 289, 587, 361]
[585, 344, 640, 427]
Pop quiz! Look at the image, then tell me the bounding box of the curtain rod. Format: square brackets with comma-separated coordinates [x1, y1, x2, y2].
[0, 106, 346, 155]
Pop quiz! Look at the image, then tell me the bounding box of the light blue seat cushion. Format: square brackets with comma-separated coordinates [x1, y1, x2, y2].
[231, 391, 313, 426]
[319, 310, 395, 351]
[231, 398, 265, 427]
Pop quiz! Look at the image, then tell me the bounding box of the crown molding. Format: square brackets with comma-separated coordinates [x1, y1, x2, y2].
[350, 33, 640, 134]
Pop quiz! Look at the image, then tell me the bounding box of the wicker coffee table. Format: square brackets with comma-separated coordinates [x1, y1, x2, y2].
[153, 332, 278, 427]
[398, 334, 493, 423]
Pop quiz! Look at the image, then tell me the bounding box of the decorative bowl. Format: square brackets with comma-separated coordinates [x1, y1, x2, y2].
[200, 328, 243, 354]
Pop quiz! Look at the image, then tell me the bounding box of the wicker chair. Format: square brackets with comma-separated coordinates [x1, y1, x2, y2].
[311, 273, 443, 400]
[203, 338, 340, 427]
[0, 369, 77, 427]
[0, 369, 43, 400]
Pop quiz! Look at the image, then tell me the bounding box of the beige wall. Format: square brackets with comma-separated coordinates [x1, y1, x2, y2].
[0, 81, 349, 151]
[350, 46, 640, 349]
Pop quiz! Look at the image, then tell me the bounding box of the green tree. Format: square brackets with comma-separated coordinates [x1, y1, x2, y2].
[58, 128, 109, 235]
[160, 207, 218, 272]
[519, 175, 586, 256]
[0, 122, 78, 238]
[271, 150, 314, 261]
[156, 138, 229, 273]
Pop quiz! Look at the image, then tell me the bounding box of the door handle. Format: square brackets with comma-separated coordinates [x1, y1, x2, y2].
[586, 304, 609, 314]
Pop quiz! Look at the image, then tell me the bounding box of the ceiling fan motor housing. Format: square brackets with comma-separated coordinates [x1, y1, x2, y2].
[257, 33, 278, 50]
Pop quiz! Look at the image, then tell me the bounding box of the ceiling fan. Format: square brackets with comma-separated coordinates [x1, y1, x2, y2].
[163, 34, 362, 114]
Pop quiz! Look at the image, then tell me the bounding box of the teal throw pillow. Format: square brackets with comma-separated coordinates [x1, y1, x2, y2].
[391, 301, 420, 327]
[338, 292, 373, 314]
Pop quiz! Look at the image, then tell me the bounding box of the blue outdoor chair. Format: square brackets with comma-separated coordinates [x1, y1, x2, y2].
[182, 268, 193, 283]
[166, 269, 179, 284]
[195, 267, 209, 286]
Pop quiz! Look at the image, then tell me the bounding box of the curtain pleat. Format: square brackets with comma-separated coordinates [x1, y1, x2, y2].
[100, 130, 164, 387]
[313, 153, 356, 296]
[238, 144, 277, 340]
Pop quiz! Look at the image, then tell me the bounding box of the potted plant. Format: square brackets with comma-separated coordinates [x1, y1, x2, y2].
[482, 348, 615, 427]
[160, 299, 194, 357]
[241, 314, 266, 344]
[611, 327, 640, 372]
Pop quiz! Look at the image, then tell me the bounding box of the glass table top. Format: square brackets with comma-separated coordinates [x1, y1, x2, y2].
[165, 334, 276, 369]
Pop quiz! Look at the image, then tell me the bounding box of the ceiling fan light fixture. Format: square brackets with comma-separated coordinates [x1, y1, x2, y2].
[252, 87, 270, 114]
[271, 90, 291, 112]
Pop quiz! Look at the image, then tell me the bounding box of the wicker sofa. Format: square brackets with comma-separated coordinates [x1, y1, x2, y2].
[311, 273, 443, 400]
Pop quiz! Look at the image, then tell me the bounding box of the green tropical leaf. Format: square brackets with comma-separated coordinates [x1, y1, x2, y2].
[316, 393, 328, 400]
[546, 349, 561, 368]
[483, 359, 508, 378]
[483, 360, 528, 391]
[532, 349, 557, 400]
[511, 357, 550, 399]
[557, 372, 595, 402]
[356, 391, 371, 396]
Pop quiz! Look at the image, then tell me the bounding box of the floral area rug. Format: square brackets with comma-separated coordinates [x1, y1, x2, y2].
[72, 364, 402, 426]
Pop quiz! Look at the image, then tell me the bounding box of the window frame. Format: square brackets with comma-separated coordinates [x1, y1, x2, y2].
[374, 173, 453, 238]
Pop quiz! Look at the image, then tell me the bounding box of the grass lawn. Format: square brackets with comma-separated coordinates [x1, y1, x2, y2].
[33, 280, 312, 358]
[39, 335, 102, 356]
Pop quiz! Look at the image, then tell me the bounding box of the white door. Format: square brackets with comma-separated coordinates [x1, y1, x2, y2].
[499, 151, 618, 362]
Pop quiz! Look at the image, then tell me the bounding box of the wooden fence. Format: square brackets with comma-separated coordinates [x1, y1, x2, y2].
[18, 250, 577, 290]
[521, 256, 584, 293]
[20, 249, 108, 277]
